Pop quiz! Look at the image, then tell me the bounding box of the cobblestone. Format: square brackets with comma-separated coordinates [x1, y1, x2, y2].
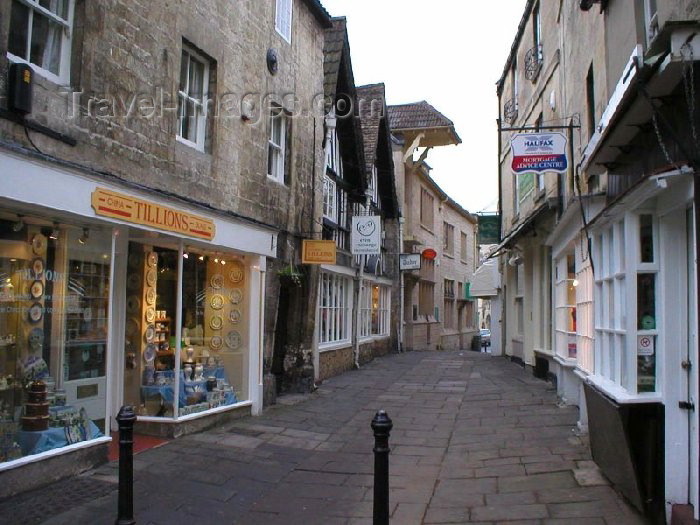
[0, 351, 646, 524]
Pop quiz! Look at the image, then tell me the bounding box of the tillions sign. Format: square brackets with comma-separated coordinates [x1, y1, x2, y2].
[511, 132, 568, 175]
[91, 188, 215, 241]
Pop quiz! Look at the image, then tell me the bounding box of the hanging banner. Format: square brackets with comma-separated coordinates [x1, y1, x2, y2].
[91, 188, 215, 240]
[351, 216, 381, 255]
[302, 240, 336, 264]
[511, 132, 568, 174]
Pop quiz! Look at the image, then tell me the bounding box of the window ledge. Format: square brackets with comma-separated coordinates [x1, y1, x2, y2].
[585, 375, 663, 404]
[319, 340, 352, 353]
[359, 335, 390, 344]
[7, 53, 68, 87]
[419, 224, 435, 236]
[553, 353, 577, 368]
[176, 135, 207, 154]
[444, 253, 454, 259]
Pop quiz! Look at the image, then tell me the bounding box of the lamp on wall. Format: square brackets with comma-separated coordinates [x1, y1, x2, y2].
[48, 223, 59, 241]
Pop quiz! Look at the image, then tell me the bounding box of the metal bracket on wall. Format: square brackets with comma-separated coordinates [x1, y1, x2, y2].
[679, 401, 695, 411]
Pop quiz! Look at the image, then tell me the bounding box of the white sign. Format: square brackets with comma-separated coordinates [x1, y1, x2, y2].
[637, 335, 655, 356]
[351, 216, 381, 255]
[399, 253, 421, 271]
[511, 132, 568, 175]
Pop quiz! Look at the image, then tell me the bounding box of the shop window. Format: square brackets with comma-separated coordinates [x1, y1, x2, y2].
[325, 124, 343, 178]
[514, 263, 524, 336]
[123, 243, 246, 418]
[319, 273, 351, 345]
[0, 217, 111, 464]
[554, 253, 577, 359]
[7, 0, 74, 83]
[177, 44, 211, 151]
[370, 285, 390, 337]
[359, 281, 372, 339]
[443, 222, 454, 256]
[537, 246, 552, 352]
[275, 0, 293, 43]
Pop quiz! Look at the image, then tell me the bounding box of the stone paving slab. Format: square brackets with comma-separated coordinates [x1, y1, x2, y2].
[0, 351, 647, 524]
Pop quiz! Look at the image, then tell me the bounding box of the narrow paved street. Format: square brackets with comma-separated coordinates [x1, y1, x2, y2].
[4, 351, 645, 524]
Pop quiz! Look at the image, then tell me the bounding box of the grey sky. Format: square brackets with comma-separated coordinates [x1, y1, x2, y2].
[320, 0, 526, 213]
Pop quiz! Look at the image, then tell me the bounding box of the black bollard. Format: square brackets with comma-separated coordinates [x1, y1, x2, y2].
[115, 405, 137, 525]
[371, 410, 393, 525]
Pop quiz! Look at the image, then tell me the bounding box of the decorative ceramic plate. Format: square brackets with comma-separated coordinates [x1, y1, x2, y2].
[30, 280, 44, 299]
[229, 289, 243, 305]
[147, 252, 158, 267]
[145, 307, 156, 323]
[31, 234, 46, 255]
[31, 258, 44, 278]
[125, 318, 139, 337]
[126, 296, 140, 314]
[228, 261, 244, 283]
[128, 253, 141, 267]
[144, 324, 156, 343]
[127, 273, 141, 291]
[143, 344, 157, 363]
[211, 274, 224, 290]
[28, 328, 43, 350]
[209, 315, 223, 330]
[83, 307, 92, 322]
[145, 288, 156, 305]
[225, 330, 241, 350]
[209, 335, 223, 351]
[146, 269, 157, 287]
[210, 294, 224, 310]
[28, 303, 43, 323]
[229, 309, 241, 324]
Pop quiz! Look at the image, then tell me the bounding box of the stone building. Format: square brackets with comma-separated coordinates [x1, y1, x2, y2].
[0, 0, 331, 496]
[389, 101, 479, 351]
[495, 0, 700, 521]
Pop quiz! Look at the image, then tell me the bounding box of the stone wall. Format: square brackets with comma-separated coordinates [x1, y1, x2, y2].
[318, 346, 354, 382]
[358, 337, 392, 366]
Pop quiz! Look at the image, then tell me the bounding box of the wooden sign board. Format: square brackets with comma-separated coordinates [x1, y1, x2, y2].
[302, 240, 336, 265]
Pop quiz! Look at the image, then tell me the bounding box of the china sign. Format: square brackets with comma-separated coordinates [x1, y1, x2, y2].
[351, 216, 381, 255]
[511, 132, 568, 174]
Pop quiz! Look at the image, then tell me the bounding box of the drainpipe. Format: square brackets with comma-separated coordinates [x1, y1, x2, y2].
[398, 215, 405, 352]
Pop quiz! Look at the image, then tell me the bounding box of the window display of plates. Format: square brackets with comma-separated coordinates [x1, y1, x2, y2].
[144, 324, 156, 343]
[228, 261, 244, 283]
[30, 280, 44, 299]
[229, 309, 241, 324]
[210, 294, 224, 310]
[209, 335, 223, 351]
[125, 318, 139, 337]
[126, 296, 140, 314]
[211, 274, 224, 290]
[229, 289, 243, 305]
[128, 253, 141, 267]
[31, 234, 46, 255]
[143, 344, 157, 363]
[147, 252, 158, 267]
[146, 269, 157, 287]
[127, 273, 141, 291]
[28, 303, 43, 323]
[28, 328, 43, 350]
[146, 288, 156, 306]
[31, 258, 44, 278]
[145, 307, 156, 323]
[209, 315, 223, 330]
[225, 330, 241, 350]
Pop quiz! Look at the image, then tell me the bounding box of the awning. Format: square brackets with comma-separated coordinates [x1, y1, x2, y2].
[470, 259, 500, 297]
[489, 201, 551, 259]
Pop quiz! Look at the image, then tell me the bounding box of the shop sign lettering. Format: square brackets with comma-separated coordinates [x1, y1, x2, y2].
[511, 132, 568, 175]
[351, 216, 381, 255]
[91, 188, 215, 241]
[302, 240, 336, 265]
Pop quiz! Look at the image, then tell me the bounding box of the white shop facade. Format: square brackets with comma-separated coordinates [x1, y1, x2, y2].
[0, 148, 274, 492]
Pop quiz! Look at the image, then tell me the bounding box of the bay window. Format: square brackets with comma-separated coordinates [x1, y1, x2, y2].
[319, 273, 351, 346]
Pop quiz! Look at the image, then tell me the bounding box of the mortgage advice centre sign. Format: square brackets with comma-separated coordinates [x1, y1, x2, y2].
[511, 132, 568, 175]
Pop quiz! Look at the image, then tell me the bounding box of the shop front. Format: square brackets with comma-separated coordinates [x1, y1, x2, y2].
[0, 149, 274, 495]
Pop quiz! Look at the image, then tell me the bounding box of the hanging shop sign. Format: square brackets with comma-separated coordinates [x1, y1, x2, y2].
[477, 214, 500, 245]
[91, 188, 215, 241]
[422, 248, 437, 260]
[351, 216, 381, 255]
[302, 240, 337, 265]
[399, 253, 421, 271]
[511, 132, 568, 174]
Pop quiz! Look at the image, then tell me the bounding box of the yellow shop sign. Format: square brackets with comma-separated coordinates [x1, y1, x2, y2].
[91, 188, 215, 241]
[302, 240, 336, 265]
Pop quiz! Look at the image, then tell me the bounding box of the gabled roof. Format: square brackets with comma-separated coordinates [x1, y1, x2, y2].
[357, 83, 399, 218]
[323, 17, 349, 105]
[388, 101, 461, 146]
[302, 0, 332, 28]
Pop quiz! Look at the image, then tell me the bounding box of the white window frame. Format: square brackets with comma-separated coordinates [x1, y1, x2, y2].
[323, 176, 337, 222]
[319, 272, 352, 347]
[514, 263, 524, 336]
[275, 0, 293, 44]
[7, 0, 75, 85]
[374, 285, 390, 337]
[267, 108, 287, 183]
[554, 251, 577, 361]
[369, 165, 379, 206]
[326, 125, 343, 178]
[359, 280, 372, 339]
[176, 45, 210, 151]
